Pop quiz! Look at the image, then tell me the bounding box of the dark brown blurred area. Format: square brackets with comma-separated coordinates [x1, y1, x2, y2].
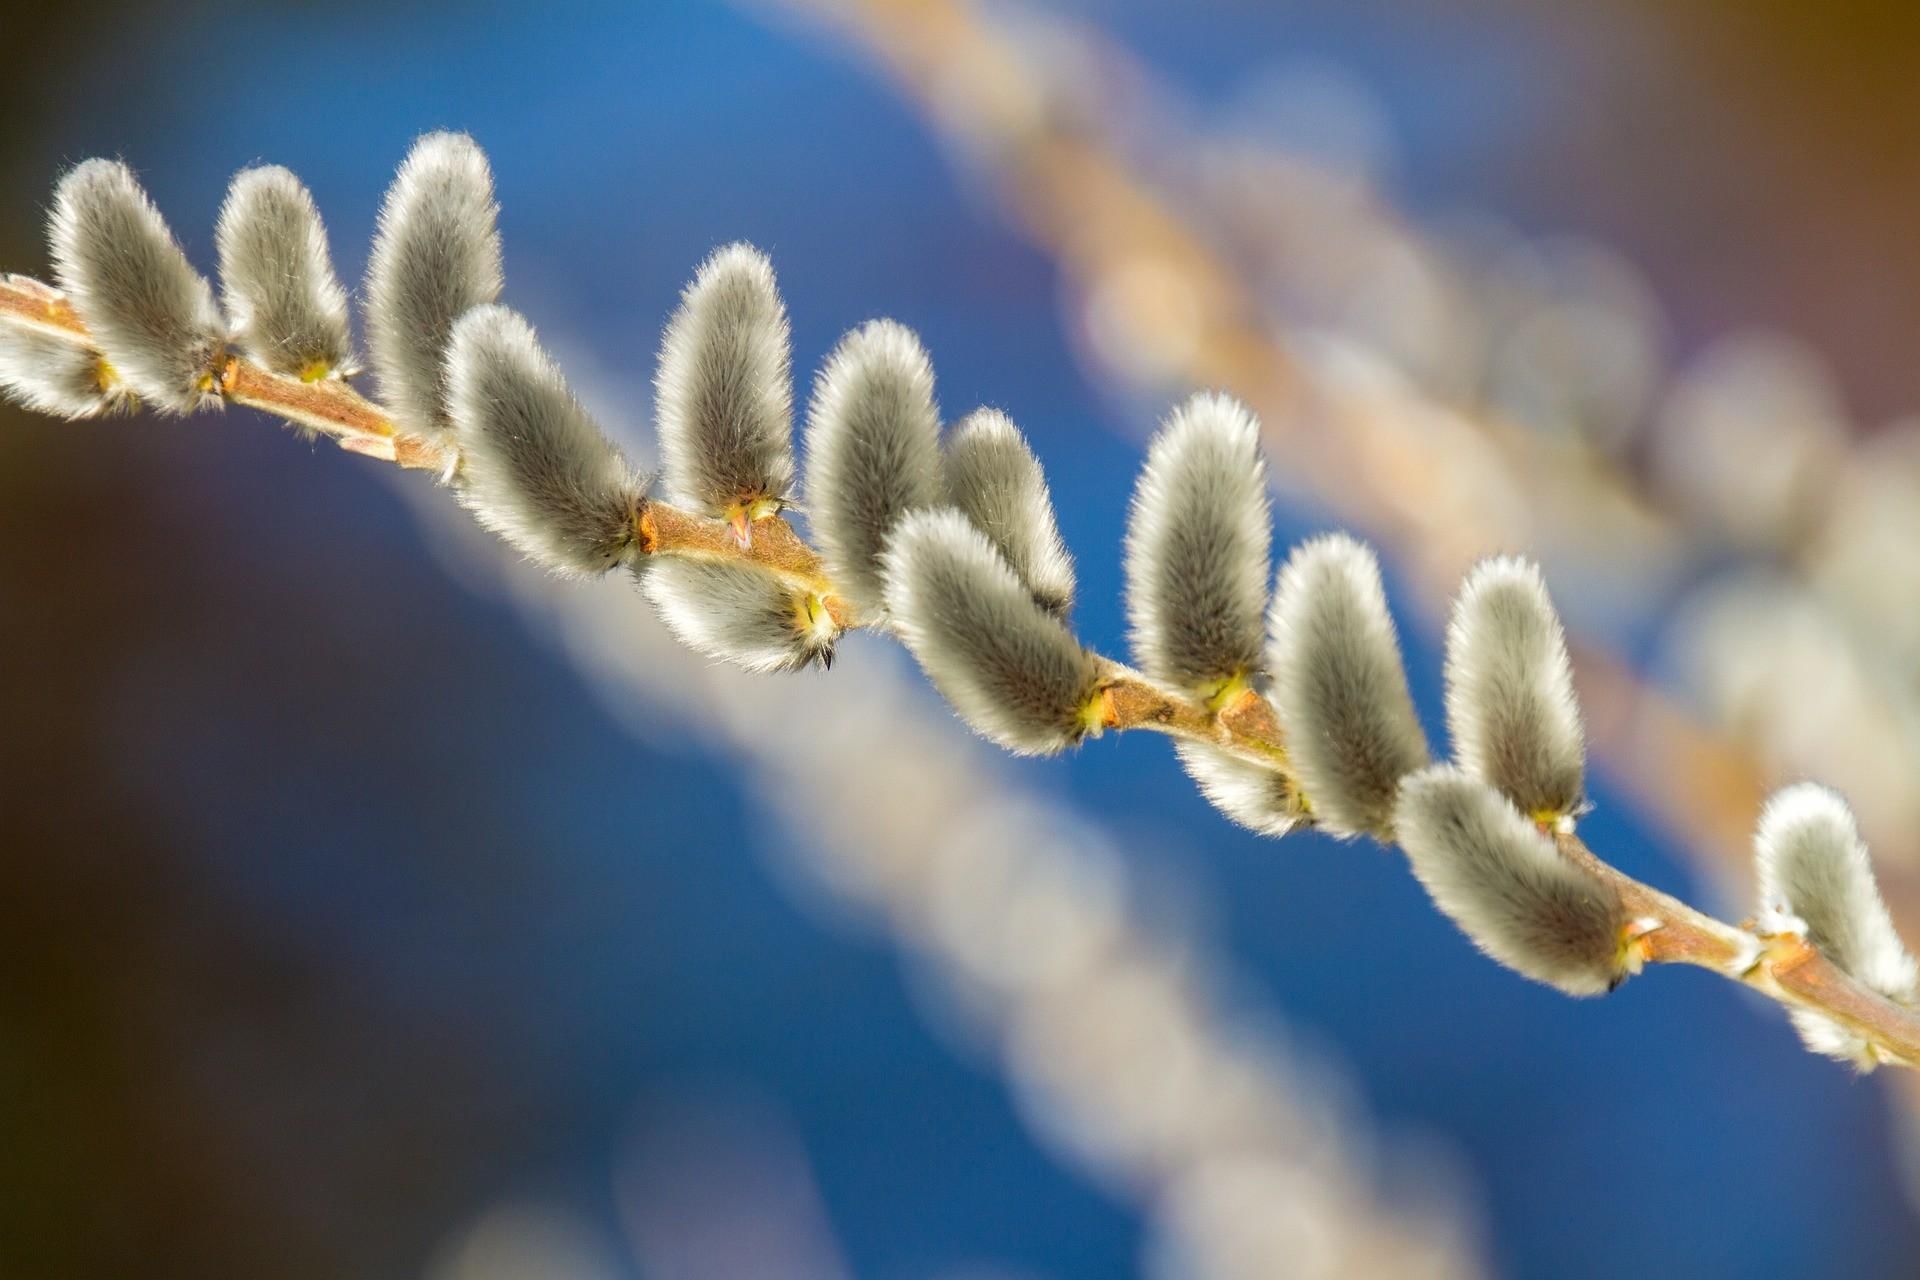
[0, 444, 560, 1280]
[8, 2, 1920, 1277]
[1, 8, 559, 1276]
[1499, 0, 1920, 419]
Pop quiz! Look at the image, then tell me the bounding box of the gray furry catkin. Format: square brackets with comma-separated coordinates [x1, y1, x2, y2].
[804, 319, 943, 617]
[216, 165, 355, 381]
[1174, 742, 1303, 838]
[1754, 783, 1918, 1063]
[0, 318, 125, 418]
[1444, 557, 1586, 822]
[641, 558, 836, 673]
[1397, 766, 1628, 996]
[1124, 391, 1271, 694]
[1123, 391, 1299, 834]
[883, 507, 1105, 755]
[942, 407, 1076, 616]
[1269, 534, 1429, 839]
[48, 159, 225, 413]
[365, 132, 503, 435]
[446, 305, 647, 577]
[655, 243, 795, 525]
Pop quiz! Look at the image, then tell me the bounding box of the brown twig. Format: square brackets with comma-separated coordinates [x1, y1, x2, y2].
[636, 501, 842, 609]
[1101, 636, 1920, 1062]
[0, 272, 85, 335]
[1098, 669, 1290, 764]
[217, 359, 408, 456]
[1557, 834, 1920, 1067]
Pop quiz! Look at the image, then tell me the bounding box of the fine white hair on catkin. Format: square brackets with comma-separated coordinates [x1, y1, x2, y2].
[639, 558, 836, 673]
[803, 318, 942, 617]
[1268, 534, 1429, 839]
[942, 407, 1075, 616]
[883, 507, 1105, 756]
[48, 159, 225, 413]
[0, 321, 128, 418]
[1444, 556, 1586, 821]
[215, 165, 355, 380]
[1174, 742, 1303, 837]
[655, 242, 795, 518]
[1396, 766, 1628, 996]
[446, 305, 647, 577]
[1754, 783, 1918, 1064]
[364, 132, 503, 435]
[1124, 391, 1271, 693]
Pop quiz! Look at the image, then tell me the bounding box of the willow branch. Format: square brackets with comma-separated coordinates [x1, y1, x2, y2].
[0, 272, 85, 335]
[12, 261, 1919, 1071]
[636, 501, 841, 608]
[0, 272, 845, 608]
[1094, 671, 1920, 1064]
[1557, 834, 1920, 1067]
[1099, 657, 1920, 1066]
[1098, 669, 1290, 763]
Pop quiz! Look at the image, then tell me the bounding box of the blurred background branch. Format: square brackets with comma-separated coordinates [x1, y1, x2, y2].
[404, 475, 1485, 1279]
[770, 0, 1920, 935]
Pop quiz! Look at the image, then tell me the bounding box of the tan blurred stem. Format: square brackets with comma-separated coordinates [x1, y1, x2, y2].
[0, 273, 846, 608]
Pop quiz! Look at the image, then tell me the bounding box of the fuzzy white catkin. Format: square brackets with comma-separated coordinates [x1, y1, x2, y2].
[48, 159, 225, 413]
[640, 558, 835, 673]
[1443, 556, 1585, 820]
[1754, 783, 1918, 1062]
[1124, 391, 1271, 692]
[0, 323, 126, 418]
[1269, 535, 1429, 839]
[1396, 766, 1627, 996]
[884, 507, 1105, 756]
[1174, 742, 1303, 837]
[365, 132, 503, 435]
[655, 243, 795, 518]
[804, 319, 943, 616]
[942, 408, 1076, 616]
[1122, 392, 1294, 835]
[215, 165, 354, 380]
[446, 306, 647, 577]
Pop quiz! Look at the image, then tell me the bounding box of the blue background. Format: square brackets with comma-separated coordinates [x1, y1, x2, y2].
[4, 3, 1919, 1277]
